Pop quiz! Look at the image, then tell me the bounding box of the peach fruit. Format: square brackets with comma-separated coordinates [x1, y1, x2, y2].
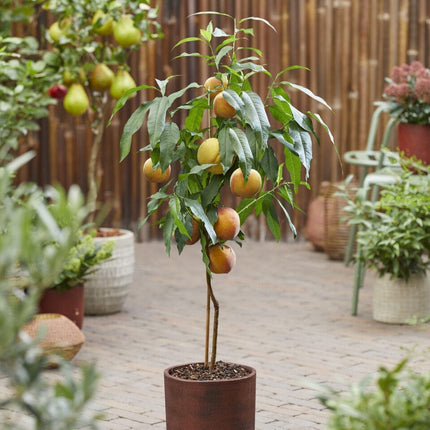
[213, 91, 236, 118]
[186, 219, 200, 245]
[214, 207, 240, 241]
[208, 244, 236, 274]
[197, 138, 223, 174]
[204, 76, 228, 100]
[143, 158, 171, 183]
[230, 168, 262, 198]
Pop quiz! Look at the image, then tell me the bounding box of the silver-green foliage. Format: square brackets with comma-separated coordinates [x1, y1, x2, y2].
[0, 153, 99, 430]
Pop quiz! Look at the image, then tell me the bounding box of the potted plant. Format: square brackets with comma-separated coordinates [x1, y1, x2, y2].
[379, 61, 430, 165]
[39, 231, 114, 328]
[43, 0, 162, 314]
[318, 352, 430, 429]
[342, 162, 430, 323]
[116, 12, 334, 428]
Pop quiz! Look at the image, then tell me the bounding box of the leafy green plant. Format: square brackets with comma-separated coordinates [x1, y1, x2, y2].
[43, 0, 162, 218]
[115, 13, 334, 369]
[342, 162, 430, 281]
[0, 36, 56, 158]
[52, 231, 114, 292]
[319, 354, 430, 429]
[0, 153, 99, 430]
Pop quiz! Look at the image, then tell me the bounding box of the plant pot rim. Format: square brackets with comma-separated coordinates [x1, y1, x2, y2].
[164, 362, 256, 384]
[95, 228, 134, 240]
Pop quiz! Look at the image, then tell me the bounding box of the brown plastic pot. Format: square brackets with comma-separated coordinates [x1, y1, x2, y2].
[39, 283, 84, 329]
[398, 123, 430, 165]
[164, 363, 256, 430]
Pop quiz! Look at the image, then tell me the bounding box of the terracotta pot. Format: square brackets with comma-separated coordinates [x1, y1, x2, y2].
[164, 363, 256, 430]
[398, 123, 430, 165]
[39, 283, 84, 329]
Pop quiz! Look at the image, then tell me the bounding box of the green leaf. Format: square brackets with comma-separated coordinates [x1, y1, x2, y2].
[147, 97, 170, 147]
[169, 197, 188, 236]
[236, 197, 258, 224]
[240, 91, 270, 153]
[119, 101, 152, 162]
[185, 98, 207, 132]
[183, 198, 217, 244]
[288, 121, 313, 179]
[239, 16, 277, 32]
[201, 175, 223, 209]
[218, 127, 236, 170]
[160, 122, 180, 169]
[215, 45, 233, 69]
[284, 148, 302, 193]
[262, 196, 281, 241]
[261, 145, 279, 184]
[222, 89, 245, 112]
[276, 197, 297, 237]
[228, 127, 254, 177]
[173, 36, 202, 49]
[163, 212, 175, 256]
[168, 82, 201, 105]
[282, 81, 332, 110]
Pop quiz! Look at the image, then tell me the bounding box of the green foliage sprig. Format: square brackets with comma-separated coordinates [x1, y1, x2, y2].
[341, 161, 430, 281]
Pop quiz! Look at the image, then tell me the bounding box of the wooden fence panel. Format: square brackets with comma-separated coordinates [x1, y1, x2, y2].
[17, 0, 430, 241]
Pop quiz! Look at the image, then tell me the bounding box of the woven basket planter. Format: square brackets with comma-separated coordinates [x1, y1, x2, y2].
[323, 181, 355, 261]
[84, 228, 135, 315]
[373, 273, 430, 324]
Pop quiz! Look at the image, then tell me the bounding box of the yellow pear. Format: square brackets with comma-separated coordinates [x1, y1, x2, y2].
[110, 70, 137, 99]
[63, 83, 89, 116]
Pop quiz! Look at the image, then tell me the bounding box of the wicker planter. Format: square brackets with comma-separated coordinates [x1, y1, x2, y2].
[84, 228, 135, 315]
[164, 363, 256, 430]
[373, 273, 430, 324]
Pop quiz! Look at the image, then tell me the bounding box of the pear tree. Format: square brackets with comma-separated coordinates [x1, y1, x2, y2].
[44, 0, 162, 219]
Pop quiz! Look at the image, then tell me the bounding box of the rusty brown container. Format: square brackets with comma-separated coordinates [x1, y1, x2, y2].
[398, 123, 430, 166]
[164, 363, 256, 430]
[39, 283, 84, 329]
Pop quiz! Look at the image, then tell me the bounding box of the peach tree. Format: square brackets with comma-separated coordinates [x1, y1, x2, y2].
[43, 0, 161, 218]
[115, 13, 334, 369]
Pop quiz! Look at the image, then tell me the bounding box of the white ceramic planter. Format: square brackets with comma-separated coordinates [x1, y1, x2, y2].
[372, 273, 430, 324]
[84, 228, 135, 315]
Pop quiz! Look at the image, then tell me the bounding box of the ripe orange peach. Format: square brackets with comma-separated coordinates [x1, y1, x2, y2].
[197, 137, 223, 174]
[213, 91, 236, 118]
[208, 244, 236, 274]
[214, 207, 240, 241]
[143, 158, 171, 183]
[204, 76, 228, 100]
[230, 168, 262, 198]
[186, 219, 200, 245]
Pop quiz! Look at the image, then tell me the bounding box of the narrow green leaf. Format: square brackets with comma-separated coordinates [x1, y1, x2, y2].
[173, 36, 202, 49]
[215, 45, 233, 68]
[183, 198, 217, 244]
[160, 122, 180, 169]
[222, 89, 245, 112]
[238, 16, 277, 32]
[119, 101, 152, 161]
[163, 212, 175, 256]
[168, 82, 201, 105]
[283, 81, 332, 111]
[261, 145, 279, 184]
[262, 197, 281, 241]
[276, 197, 297, 237]
[169, 197, 188, 236]
[288, 121, 313, 179]
[284, 148, 302, 193]
[147, 97, 170, 146]
[185, 98, 207, 132]
[218, 127, 236, 169]
[236, 197, 258, 224]
[228, 127, 253, 177]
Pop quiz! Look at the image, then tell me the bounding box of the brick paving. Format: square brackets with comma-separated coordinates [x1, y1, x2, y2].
[4, 240, 430, 429]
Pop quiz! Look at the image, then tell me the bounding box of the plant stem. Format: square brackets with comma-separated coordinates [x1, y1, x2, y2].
[204, 270, 211, 366]
[206, 270, 219, 370]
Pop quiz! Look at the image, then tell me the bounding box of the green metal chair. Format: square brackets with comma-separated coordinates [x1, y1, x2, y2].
[342, 105, 401, 315]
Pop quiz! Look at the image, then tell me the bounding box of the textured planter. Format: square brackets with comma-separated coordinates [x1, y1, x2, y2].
[84, 228, 135, 315]
[39, 283, 84, 328]
[164, 363, 256, 430]
[398, 123, 430, 165]
[373, 273, 430, 324]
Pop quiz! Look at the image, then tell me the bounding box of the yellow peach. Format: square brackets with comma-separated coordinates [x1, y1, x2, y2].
[197, 138, 223, 174]
[143, 158, 171, 183]
[214, 207, 240, 241]
[204, 76, 228, 100]
[208, 244, 236, 274]
[213, 91, 236, 118]
[230, 168, 262, 198]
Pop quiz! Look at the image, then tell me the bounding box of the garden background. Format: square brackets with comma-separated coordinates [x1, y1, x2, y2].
[14, 0, 430, 240]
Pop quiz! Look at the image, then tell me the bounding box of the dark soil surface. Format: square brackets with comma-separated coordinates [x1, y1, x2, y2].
[169, 361, 252, 381]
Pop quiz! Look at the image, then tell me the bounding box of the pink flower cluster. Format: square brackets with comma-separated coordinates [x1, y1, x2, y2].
[383, 61, 430, 105]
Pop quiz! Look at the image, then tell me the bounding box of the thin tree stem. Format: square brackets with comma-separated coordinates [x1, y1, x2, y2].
[206, 272, 219, 370]
[204, 270, 211, 367]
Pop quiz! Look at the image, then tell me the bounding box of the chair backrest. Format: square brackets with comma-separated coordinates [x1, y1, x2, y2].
[365, 104, 398, 153]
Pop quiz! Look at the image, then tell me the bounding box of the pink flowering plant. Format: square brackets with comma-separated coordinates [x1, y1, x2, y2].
[380, 61, 430, 125]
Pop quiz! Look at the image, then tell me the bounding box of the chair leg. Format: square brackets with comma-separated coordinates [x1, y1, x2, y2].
[351, 257, 365, 316]
[344, 223, 357, 266]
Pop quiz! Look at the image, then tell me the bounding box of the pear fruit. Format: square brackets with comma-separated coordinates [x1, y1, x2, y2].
[92, 9, 114, 36]
[89, 63, 114, 92]
[63, 83, 89, 116]
[110, 70, 137, 99]
[113, 15, 141, 48]
[48, 19, 71, 43]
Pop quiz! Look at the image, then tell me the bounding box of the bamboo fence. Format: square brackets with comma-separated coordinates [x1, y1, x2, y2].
[16, 0, 430, 241]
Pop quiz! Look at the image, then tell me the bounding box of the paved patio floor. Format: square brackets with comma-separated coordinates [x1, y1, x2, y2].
[4, 240, 430, 429]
